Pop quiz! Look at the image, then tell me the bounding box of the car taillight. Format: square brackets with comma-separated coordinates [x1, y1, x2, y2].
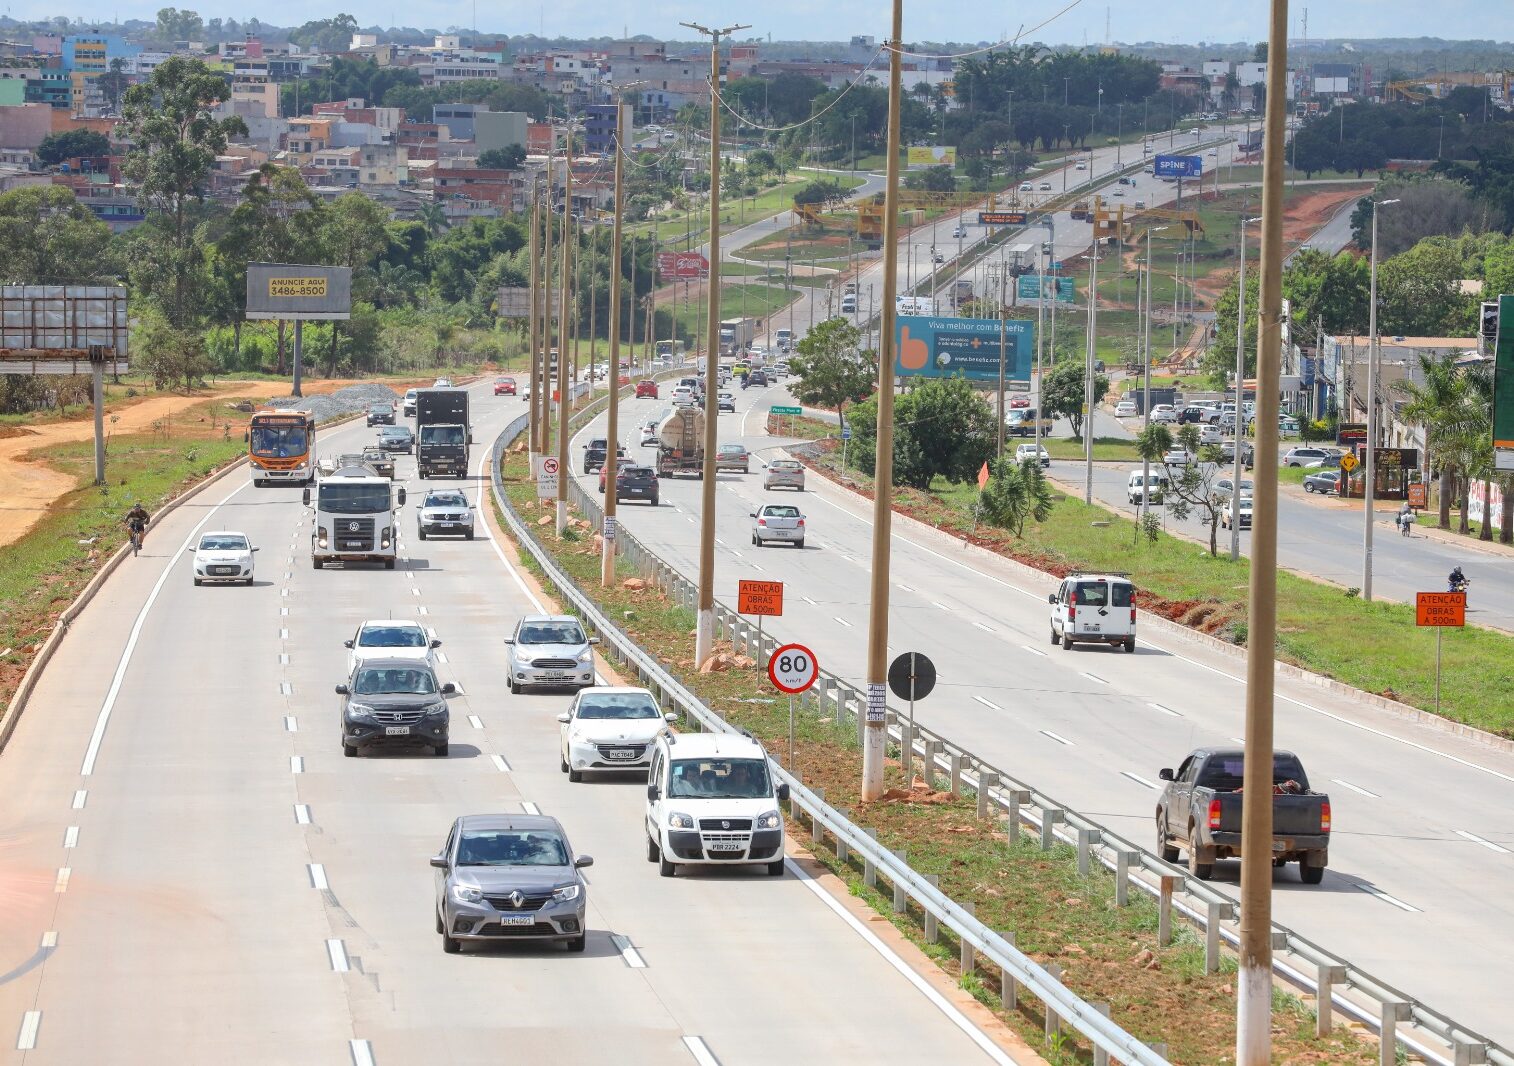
[1130, 608, 1137, 624]
[797, 518, 805, 527]
[1321, 802, 1331, 833]
[1068, 605, 1076, 621]
[757, 518, 766, 526]
[1208, 799, 1222, 829]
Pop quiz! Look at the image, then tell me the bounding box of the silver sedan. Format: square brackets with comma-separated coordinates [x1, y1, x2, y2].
[763, 459, 805, 491]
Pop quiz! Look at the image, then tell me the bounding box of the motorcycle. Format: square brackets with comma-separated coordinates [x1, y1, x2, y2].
[1449, 577, 1470, 598]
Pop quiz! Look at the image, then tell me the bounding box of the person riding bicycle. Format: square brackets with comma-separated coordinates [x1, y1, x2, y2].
[125, 503, 150, 544]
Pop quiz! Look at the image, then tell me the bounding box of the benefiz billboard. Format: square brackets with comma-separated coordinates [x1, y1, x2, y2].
[1153, 154, 1203, 179]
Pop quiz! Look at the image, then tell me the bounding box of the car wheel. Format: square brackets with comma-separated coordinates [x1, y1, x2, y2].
[767, 857, 786, 877]
[1061, 636, 1074, 651]
[560, 754, 569, 773]
[795, 539, 804, 549]
[344, 741, 357, 758]
[312, 557, 323, 569]
[568, 767, 582, 783]
[566, 932, 587, 952]
[508, 678, 519, 695]
[650, 496, 659, 506]
[646, 835, 660, 863]
[1125, 639, 1136, 653]
[1187, 824, 1213, 880]
[435, 908, 444, 934]
[659, 853, 677, 877]
[442, 931, 461, 954]
[385, 559, 396, 570]
[193, 577, 202, 587]
[1158, 818, 1179, 863]
[1050, 626, 1061, 646]
[434, 742, 449, 757]
[418, 528, 428, 540]
[465, 529, 474, 540]
[1303, 483, 1314, 493]
[1299, 855, 1326, 885]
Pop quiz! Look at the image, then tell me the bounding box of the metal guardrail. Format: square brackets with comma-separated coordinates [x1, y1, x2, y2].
[490, 416, 1172, 1066]
[520, 409, 1511, 1066]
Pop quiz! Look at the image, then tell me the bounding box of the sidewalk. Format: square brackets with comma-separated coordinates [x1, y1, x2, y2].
[1282, 482, 1514, 559]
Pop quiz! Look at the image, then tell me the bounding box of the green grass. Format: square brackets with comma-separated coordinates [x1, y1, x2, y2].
[1222, 163, 1376, 184]
[1043, 436, 1142, 461]
[634, 174, 865, 247]
[668, 283, 797, 342]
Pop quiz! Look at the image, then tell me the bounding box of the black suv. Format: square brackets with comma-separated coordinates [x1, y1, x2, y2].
[367, 402, 396, 426]
[615, 465, 659, 506]
[582, 438, 625, 474]
[748, 369, 768, 386]
[337, 657, 454, 757]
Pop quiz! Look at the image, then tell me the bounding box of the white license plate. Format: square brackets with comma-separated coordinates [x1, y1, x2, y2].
[499, 915, 534, 926]
[437, 522, 455, 527]
[1085, 623, 1101, 631]
[1271, 840, 1287, 852]
[542, 673, 571, 680]
[605, 750, 637, 760]
[708, 842, 743, 852]
[385, 726, 410, 736]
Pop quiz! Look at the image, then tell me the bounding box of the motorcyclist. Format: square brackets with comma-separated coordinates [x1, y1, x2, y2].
[124, 502, 150, 544]
[1448, 566, 1467, 593]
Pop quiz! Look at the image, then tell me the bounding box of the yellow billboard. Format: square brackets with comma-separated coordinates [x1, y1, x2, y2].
[906, 146, 957, 167]
[269, 277, 329, 298]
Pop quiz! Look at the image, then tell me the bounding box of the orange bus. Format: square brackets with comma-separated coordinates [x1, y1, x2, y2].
[247, 409, 316, 487]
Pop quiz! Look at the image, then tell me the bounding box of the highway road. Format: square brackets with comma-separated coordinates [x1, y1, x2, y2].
[577, 379, 1514, 1047]
[0, 380, 1016, 1064]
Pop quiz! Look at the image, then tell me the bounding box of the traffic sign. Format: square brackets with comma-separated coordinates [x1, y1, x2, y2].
[770, 405, 802, 415]
[768, 643, 819, 694]
[978, 211, 1028, 226]
[841, 424, 852, 440]
[738, 579, 784, 616]
[888, 652, 937, 702]
[1416, 592, 1465, 627]
[1339, 453, 1359, 473]
[534, 455, 560, 499]
[1407, 483, 1427, 509]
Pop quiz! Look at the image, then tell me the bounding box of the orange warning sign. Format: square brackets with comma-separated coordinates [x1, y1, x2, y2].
[1416, 592, 1465, 627]
[738, 579, 784, 616]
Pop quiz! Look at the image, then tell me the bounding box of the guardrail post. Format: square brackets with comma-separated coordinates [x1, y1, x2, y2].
[1205, 901, 1223, 973]
[811, 788, 825, 844]
[977, 772, 998, 820]
[900, 724, 914, 781]
[1115, 850, 1138, 906]
[960, 902, 975, 974]
[1453, 1040, 1489, 1065]
[924, 741, 943, 788]
[835, 811, 850, 863]
[790, 772, 803, 817]
[1314, 964, 1345, 1036]
[1044, 963, 1062, 1042]
[923, 876, 940, 943]
[1040, 809, 1064, 850]
[1091, 1003, 1111, 1066]
[1077, 829, 1101, 876]
[1006, 790, 1030, 845]
[892, 850, 908, 913]
[1158, 875, 1177, 946]
[949, 753, 963, 795]
[1379, 1002, 1410, 1066]
[1001, 930, 1018, 1012]
[1146, 1043, 1167, 1058]
[863, 829, 878, 888]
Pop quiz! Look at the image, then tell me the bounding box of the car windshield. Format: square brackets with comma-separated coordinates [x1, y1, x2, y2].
[359, 625, 427, 649]
[425, 494, 468, 508]
[763, 506, 800, 518]
[668, 757, 772, 799]
[249, 424, 309, 459]
[518, 622, 586, 645]
[420, 425, 465, 446]
[1197, 753, 1308, 791]
[719, 445, 745, 455]
[770, 461, 800, 471]
[370, 404, 391, 412]
[575, 693, 661, 720]
[318, 483, 391, 514]
[199, 534, 248, 551]
[456, 830, 568, 867]
[381, 428, 408, 438]
[352, 666, 437, 695]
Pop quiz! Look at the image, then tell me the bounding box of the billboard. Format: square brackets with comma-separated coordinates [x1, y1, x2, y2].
[0, 285, 129, 374]
[978, 211, 1028, 226]
[1016, 275, 1076, 303]
[656, 251, 709, 280]
[1153, 154, 1203, 179]
[906, 145, 957, 167]
[1495, 295, 1514, 467]
[894, 314, 1033, 382]
[246, 263, 352, 320]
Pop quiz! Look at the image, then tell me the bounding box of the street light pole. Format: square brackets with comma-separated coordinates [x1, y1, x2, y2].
[1140, 226, 1166, 523]
[1363, 197, 1399, 601]
[682, 19, 748, 666]
[555, 134, 574, 535]
[602, 100, 628, 587]
[1084, 239, 1099, 505]
[527, 173, 541, 455]
[1231, 214, 1260, 561]
[862, 0, 904, 802]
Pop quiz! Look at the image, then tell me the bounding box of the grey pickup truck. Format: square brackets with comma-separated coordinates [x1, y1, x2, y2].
[1156, 748, 1331, 884]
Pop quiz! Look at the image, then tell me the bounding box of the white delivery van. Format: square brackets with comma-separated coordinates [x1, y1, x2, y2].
[1049, 572, 1137, 653]
[645, 731, 789, 877]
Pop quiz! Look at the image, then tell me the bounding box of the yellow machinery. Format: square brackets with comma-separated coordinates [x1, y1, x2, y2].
[1091, 196, 1204, 241]
[1385, 71, 1511, 104]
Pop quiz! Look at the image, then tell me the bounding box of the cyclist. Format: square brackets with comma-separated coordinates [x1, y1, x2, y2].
[124, 503, 150, 550]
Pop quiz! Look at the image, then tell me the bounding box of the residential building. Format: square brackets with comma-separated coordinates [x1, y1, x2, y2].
[417, 54, 500, 85]
[583, 102, 631, 155]
[231, 59, 279, 119]
[285, 117, 333, 157]
[0, 103, 56, 149]
[474, 110, 528, 154]
[434, 103, 482, 140]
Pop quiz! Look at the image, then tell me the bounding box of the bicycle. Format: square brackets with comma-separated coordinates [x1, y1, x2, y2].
[128, 522, 145, 556]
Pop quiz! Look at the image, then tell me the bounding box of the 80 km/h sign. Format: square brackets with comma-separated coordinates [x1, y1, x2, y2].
[768, 643, 819, 694]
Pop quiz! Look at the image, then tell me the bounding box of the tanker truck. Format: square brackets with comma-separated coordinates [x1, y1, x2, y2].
[656, 407, 705, 478]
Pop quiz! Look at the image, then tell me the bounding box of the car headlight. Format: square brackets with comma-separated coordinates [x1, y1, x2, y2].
[345, 703, 375, 720]
[668, 812, 694, 829]
[450, 884, 483, 904]
[552, 883, 581, 903]
[576, 648, 593, 663]
[755, 811, 782, 830]
[424, 701, 448, 718]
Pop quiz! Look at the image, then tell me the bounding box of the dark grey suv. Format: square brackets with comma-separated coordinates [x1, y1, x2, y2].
[337, 657, 454, 757]
[431, 813, 593, 954]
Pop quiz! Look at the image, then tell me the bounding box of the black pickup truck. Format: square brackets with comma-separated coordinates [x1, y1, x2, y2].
[1156, 748, 1331, 884]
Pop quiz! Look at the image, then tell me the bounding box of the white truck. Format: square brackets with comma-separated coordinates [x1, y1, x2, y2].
[302, 463, 407, 570]
[718, 317, 756, 354]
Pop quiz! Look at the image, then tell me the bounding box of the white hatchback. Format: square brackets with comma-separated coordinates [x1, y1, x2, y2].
[1015, 443, 1050, 467]
[191, 531, 257, 586]
[345, 619, 440, 676]
[1114, 400, 1138, 417]
[558, 687, 676, 781]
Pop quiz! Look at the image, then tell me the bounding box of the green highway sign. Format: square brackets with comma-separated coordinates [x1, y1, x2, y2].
[770, 405, 802, 415]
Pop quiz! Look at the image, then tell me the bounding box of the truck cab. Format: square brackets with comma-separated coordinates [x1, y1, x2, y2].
[304, 468, 406, 570]
[415, 387, 471, 478]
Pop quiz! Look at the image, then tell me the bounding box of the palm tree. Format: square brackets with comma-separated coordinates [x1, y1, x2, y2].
[1396, 354, 1475, 530]
[417, 202, 448, 238]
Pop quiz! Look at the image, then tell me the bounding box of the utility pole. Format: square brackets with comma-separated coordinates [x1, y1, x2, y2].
[1363, 196, 1399, 601]
[527, 173, 541, 455]
[1083, 239, 1099, 505]
[682, 19, 748, 667]
[1140, 226, 1166, 523]
[555, 135, 574, 536]
[1236, 2, 1288, 1060]
[602, 101, 627, 587]
[861, 0, 904, 803]
[996, 263, 1007, 458]
[1034, 217, 1052, 463]
[1231, 213, 1259, 562]
[539, 150, 553, 454]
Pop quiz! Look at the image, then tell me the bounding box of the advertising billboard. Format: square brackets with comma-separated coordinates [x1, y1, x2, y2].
[1495, 295, 1514, 469]
[906, 145, 957, 167]
[894, 314, 1033, 382]
[246, 263, 352, 320]
[655, 251, 709, 280]
[1153, 154, 1203, 179]
[1016, 275, 1076, 303]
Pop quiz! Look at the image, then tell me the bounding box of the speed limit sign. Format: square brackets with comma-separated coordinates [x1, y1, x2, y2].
[768, 643, 819, 694]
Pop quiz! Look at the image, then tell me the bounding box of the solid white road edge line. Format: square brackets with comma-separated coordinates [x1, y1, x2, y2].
[682, 1036, 720, 1066]
[785, 859, 1017, 1066]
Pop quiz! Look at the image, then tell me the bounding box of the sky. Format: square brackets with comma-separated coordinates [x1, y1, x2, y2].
[11, 0, 1513, 48]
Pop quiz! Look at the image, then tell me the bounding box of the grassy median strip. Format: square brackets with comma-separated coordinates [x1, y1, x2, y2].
[780, 426, 1514, 738]
[495, 445, 1375, 1066]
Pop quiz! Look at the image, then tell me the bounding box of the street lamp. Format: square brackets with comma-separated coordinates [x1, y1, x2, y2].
[1362, 197, 1400, 602]
[1230, 214, 1262, 561]
[1138, 226, 1169, 525]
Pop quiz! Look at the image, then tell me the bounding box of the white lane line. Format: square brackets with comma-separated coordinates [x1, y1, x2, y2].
[280, 607, 289, 616]
[729, 550, 743, 559]
[290, 756, 304, 774]
[40, 932, 57, 949]
[1121, 771, 1158, 790]
[471, 448, 547, 612]
[278, 653, 289, 665]
[491, 754, 512, 773]
[931, 601, 951, 611]
[279, 681, 293, 696]
[280, 627, 289, 639]
[326, 938, 350, 972]
[1229, 737, 1246, 746]
[897, 583, 915, 593]
[281, 588, 290, 598]
[349, 1039, 376, 1066]
[417, 605, 429, 616]
[971, 695, 1001, 711]
[686, 517, 695, 524]
[1331, 778, 1380, 799]
[71, 790, 87, 809]
[832, 616, 853, 628]
[610, 933, 648, 968]
[16, 1011, 40, 1051]
[308, 863, 330, 890]
[1357, 884, 1420, 912]
[1149, 702, 1182, 717]
[1081, 672, 1108, 685]
[972, 621, 994, 633]
[1040, 729, 1073, 746]
[715, 538, 725, 547]
[293, 804, 312, 825]
[520, 801, 541, 815]
[682, 1037, 720, 1066]
[1455, 830, 1511, 855]
[785, 860, 1018, 1065]
[284, 715, 298, 732]
[802, 595, 818, 605]
[54, 867, 70, 893]
[468, 714, 484, 729]
[437, 651, 449, 664]
[751, 564, 764, 572]
[62, 826, 78, 848]
[80, 476, 247, 776]
[1020, 645, 1047, 657]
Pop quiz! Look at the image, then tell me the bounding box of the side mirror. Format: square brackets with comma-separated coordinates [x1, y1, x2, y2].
[573, 855, 594, 869]
[556, 713, 571, 724]
[441, 683, 456, 695]
[776, 782, 790, 802]
[343, 640, 354, 648]
[243, 430, 249, 442]
[429, 856, 448, 869]
[302, 487, 311, 507]
[335, 684, 350, 695]
[1047, 594, 1057, 605]
[588, 636, 600, 645]
[646, 783, 660, 801]
[430, 639, 442, 648]
[664, 712, 679, 722]
[397, 488, 407, 506]
[251, 546, 261, 553]
[1158, 768, 1174, 781]
[749, 512, 757, 518]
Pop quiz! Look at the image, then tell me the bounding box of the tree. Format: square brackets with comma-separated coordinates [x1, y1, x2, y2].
[416, 202, 448, 238]
[1281, 249, 1370, 337]
[154, 6, 203, 41]
[904, 164, 956, 193]
[35, 128, 111, 166]
[788, 317, 873, 421]
[1040, 359, 1109, 439]
[478, 144, 527, 170]
[979, 456, 1054, 535]
[1162, 425, 1229, 557]
[0, 186, 114, 283]
[1378, 237, 1477, 337]
[290, 14, 359, 54]
[121, 56, 247, 327]
[1396, 354, 1483, 531]
[1349, 178, 1506, 257]
[131, 303, 210, 391]
[850, 377, 996, 490]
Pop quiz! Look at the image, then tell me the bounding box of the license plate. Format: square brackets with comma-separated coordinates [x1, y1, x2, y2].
[708, 842, 743, 852]
[437, 522, 455, 527]
[1271, 840, 1287, 852]
[605, 749, 637, 760]
[1086, 623, 1101, 631]
[385, 726, 410, 736]
[499, 915, 534, 926]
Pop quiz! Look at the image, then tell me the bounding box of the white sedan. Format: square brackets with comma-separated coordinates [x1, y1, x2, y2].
[191, 531, 257, 586]
[557, 687, 676, 781]
[1114, 401, 1138, 417]
[345, 619, 440, 676]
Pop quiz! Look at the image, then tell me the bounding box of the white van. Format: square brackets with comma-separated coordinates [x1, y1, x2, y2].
[645, 731, 789, 877]
[1049, 572, 1137, 653]
[1127, 469, 1168, 505]
[840, 295, 857, 314]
